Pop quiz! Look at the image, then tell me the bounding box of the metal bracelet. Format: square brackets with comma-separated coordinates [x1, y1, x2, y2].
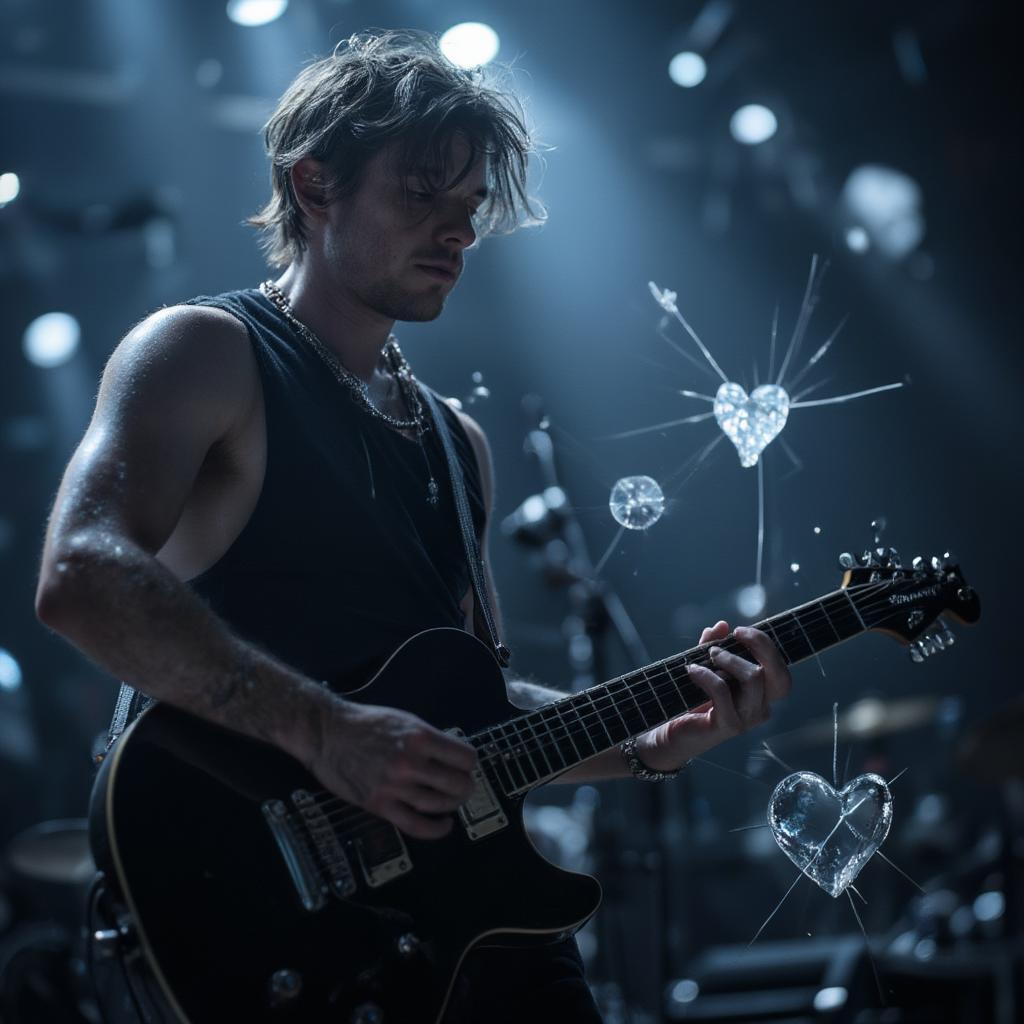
[620, 735, 685, 782]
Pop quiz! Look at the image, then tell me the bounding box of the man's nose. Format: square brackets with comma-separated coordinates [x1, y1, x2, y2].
[437, 205, 477, 250]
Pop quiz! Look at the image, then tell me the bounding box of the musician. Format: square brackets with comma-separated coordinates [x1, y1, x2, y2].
[35, 31, 791, 1022]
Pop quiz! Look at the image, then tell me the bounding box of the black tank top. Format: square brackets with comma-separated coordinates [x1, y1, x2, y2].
[183, 287, 485, 689]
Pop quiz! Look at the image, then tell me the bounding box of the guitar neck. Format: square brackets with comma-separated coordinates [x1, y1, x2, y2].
[476, 586, 872, 795]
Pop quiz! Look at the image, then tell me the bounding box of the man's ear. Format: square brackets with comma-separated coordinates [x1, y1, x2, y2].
[290, 157, 330, 217]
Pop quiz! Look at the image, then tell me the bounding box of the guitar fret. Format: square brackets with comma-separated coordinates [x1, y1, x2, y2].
[818, 600, 842, 643]
[495, 722, 532, 789]
[842, 588, 868, 631]
[577, 691, 615, 748]
[535, 706, 573, 771]
[643, 668, 670, 719]
[551, 703, 583, 763]
[791, 608, 819, 659]
[608, 679, 649, 737]
[760, 618, 793, 665]
[777, 612, 815, 662]
[523, 715, 555, 778]
[598, 684, 632, 743]
[479, 729, 516, 794]
[626, 679, 651, 730]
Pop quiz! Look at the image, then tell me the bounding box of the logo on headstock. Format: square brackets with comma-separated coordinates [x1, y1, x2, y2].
[888, 584, 941, 606]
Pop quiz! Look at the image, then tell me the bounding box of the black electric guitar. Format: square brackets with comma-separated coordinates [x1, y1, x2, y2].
[89, 551, 979, 1023]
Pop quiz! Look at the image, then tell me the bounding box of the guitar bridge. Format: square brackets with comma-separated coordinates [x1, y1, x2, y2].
[291, 790, 357, 898]
[261, 800, 327, 912]
[449, 728, 508, 841]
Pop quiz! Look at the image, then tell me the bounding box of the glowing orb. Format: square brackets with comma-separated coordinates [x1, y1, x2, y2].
[609, 475, 665, 531]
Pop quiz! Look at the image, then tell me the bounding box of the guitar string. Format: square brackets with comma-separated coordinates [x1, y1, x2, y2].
[312, 581, 894, 828]
[311, 580, 902, 832]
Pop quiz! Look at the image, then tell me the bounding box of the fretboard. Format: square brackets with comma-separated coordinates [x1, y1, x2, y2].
[474, 586, 872, 795]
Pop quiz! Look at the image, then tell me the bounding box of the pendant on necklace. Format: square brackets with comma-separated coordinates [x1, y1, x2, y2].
[427, 478, 440, 506]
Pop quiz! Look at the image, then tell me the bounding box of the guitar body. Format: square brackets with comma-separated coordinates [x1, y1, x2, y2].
[89, 628, 602, 1023]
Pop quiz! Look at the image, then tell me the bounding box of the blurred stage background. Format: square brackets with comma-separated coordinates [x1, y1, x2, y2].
[0, 1, 1020, 1021]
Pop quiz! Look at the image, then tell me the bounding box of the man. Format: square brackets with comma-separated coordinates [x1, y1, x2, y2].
[36, 31, 790, 1022]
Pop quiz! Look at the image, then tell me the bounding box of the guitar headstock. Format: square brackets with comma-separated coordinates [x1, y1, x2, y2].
[839, 548, 980, 661]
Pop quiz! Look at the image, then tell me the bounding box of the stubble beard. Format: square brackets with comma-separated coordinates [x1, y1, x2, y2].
[361, 276, 447, 323]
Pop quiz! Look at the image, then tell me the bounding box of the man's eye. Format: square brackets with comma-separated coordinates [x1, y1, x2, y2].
[410, 190, 434, 202]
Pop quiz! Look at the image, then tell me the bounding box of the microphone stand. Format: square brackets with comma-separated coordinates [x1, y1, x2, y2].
[507, 413, 677, 1022]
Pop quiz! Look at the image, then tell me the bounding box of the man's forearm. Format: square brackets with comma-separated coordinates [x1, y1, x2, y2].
[36, 530, 331, 763]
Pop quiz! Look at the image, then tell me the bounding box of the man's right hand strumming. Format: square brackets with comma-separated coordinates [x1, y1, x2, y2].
[300, 698, 478, 840]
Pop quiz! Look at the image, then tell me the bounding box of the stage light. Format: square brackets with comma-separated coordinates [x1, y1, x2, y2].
[0, 649, 21, 692]
[668, 979, 699, 1006]
[813, 987, 848, 1012]
[736, 583, 766, 618]
[668, 51, 706, 88]
[841, 164, 924, 260]
[729, 104, 777, 145]
[0, 172, 20, 207]
[226, 0, 288, 28]
[23, 312, 81, 368]
[845, 226, 870, 253]
[973, 891, 1005, 923]
[439, 23, 500, 69]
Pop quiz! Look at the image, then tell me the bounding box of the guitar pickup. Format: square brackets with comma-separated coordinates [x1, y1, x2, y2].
[449, 729, 507, 841]
[354, 825, 412, 888]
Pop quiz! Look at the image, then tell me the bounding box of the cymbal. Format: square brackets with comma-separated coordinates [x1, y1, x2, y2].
[956, 697, 1024, 782]
[7, 818, 94, 885]
[783, 696, 941, 747]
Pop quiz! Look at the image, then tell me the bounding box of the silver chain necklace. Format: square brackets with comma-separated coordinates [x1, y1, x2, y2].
[259, 279, 439, 505]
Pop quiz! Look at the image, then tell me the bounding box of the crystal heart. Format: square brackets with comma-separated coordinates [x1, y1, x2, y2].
[768, 771, 892, 898]
[713, 382, 790, 467]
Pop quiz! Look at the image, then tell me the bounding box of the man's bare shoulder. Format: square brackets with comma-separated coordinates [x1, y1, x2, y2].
[452, 407, 489, 453]
[111, 302, 253, 378]
[100, 302, 258, 419]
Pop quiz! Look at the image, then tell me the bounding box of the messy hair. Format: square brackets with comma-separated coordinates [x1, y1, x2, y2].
[246, 29, 546, 267]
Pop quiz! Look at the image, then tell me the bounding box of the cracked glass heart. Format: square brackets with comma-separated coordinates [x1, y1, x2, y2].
[713, 382, 790, 467]
[768, 771, 893, 898]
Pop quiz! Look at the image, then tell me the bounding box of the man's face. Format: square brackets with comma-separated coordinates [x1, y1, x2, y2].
[319, 134, 487, 323]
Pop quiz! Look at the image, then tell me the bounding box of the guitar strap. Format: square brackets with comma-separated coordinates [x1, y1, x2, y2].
[418, 384, 512, 669]
[102, 384, 512, 757]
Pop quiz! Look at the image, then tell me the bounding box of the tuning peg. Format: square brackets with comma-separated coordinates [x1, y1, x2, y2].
[930, 555, 943, 571]
[838, 552, 856, 569]
[909, 645, 926, 664]
[938, 619, 956, 648]
[887, 547, 902, 568]
[911, 556, 925, 571]
[862, 549, 880, 567]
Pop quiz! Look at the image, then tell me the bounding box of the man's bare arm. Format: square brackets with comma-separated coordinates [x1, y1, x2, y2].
[37, 306, 475, 839]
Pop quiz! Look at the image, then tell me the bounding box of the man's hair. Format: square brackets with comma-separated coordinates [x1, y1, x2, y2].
[247, 29, 545, 267]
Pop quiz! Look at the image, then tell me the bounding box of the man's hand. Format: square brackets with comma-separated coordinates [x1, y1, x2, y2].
[304, 698, 478, 841]
[637, 621, 792, 771]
